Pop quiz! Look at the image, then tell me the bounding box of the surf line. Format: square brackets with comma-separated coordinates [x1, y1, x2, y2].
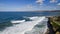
[22, 17, 46, 34]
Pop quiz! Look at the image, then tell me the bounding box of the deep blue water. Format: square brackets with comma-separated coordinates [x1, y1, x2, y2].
[0, 11, 60, 31]
[0, 11, 60, 23]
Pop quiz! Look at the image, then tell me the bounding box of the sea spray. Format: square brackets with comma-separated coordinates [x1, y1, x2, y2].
[25, 17, 48, 34]
[0, 16, 46, 34]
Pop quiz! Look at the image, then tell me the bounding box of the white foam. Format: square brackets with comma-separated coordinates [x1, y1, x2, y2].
[25, 18, 48, 34]
[11, 20, 25, 23]
[23, 16, 39, 20]
[0, 16, 46, 34]
[28, 16, 38, 20]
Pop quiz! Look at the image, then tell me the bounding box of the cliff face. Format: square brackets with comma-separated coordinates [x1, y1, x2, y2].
[45, 16, 60, 34]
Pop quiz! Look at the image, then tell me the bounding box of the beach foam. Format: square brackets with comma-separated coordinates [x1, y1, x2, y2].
[0, 16, 47, 34]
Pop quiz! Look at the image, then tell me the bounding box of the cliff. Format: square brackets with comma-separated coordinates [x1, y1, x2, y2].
[45, 16, 60, 34]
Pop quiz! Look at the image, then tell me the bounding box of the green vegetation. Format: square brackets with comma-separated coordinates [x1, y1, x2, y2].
[50, 16, 60, 27]
[50, 16, 60, 34]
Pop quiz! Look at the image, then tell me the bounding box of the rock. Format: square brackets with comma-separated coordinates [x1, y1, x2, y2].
[56, 32, 60, 34]
[45, 16, 60, 34]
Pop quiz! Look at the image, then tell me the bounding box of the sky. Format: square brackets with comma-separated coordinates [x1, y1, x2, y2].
[0, 0, 60, 11]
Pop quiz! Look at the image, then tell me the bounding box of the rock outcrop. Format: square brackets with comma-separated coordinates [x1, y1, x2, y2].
[45, 16, 60, 34]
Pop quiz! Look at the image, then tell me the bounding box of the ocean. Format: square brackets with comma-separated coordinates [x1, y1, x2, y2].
[0, 11, 60, 34]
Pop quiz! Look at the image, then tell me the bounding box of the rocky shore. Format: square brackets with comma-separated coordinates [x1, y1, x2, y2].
[45, 16, 60, 34]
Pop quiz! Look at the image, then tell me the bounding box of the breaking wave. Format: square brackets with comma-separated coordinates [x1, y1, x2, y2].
[0, 16, 48, 34]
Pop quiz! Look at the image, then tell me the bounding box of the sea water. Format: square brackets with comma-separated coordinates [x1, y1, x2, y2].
[0, 11, 60, 34]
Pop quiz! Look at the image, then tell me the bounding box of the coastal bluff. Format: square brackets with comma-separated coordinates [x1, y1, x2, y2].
[45, 16, 60, 34]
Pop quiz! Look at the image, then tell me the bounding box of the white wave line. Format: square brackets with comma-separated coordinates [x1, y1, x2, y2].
[0, 17, 46, 34]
